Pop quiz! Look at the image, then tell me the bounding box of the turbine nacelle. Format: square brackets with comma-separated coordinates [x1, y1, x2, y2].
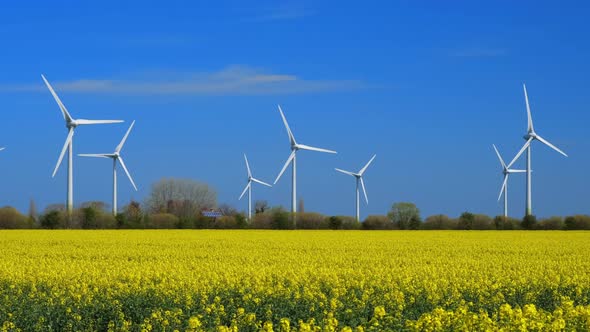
[274, 106, 337, 186]
[77, 120, 138, 192]
[239, 153, 271, 212]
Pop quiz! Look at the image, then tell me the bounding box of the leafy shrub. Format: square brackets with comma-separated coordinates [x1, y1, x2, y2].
[423, 214, 456, 230]
[147, 213, 179, 229]
[251, 213, 273, 229]
[472, 214, 494, 230]
[363, 215, 393, 230]
[564, 215, 590, 230]
[521, 215, 538, 230]
[0, 206, 30, 229]
[270, 207, 292, 230]
[457, 212, 475, 230]
[339, 216, 361, 230]
[213, 216, 238, 229]
[296, 212, 328, 229]
[40, 211, 63, 229]
[538, 216, 564, 230]
[328, 216, 343, 230]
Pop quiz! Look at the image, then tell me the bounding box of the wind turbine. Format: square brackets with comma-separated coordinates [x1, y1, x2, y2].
[493, 145, 525, 218]
[239, 154, 272, 220]
[274, 105, 337, 214]
[506, 84, 568, 216]
[335, 154, 376, 222]
[42, 74, 124, 214]
[78, 121, 138, 216]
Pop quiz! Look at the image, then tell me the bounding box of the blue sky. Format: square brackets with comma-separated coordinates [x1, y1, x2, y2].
[0, 1, 588, 219]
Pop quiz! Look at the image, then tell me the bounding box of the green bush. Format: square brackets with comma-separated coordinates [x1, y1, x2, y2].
[328, 216, 343, 230]
[295, 212, 328, 229]
[0, 206, 30, 229]
[40, 211, 63, 229]
[423, 215, 456, 230]
[213, 216, 238, 229]
[457, 212, 475, 230]
[147, 213, 179, 229]
[363, 215, 393, 230]
[339, 216, 361, 230]
[472, 214, 493, 230]
[521, 215, 538, 230]
[270, 207, 292, 230]
[251, 213, 273, 229]
[564, 215, 590, 230]
[538, 216, 564, 230]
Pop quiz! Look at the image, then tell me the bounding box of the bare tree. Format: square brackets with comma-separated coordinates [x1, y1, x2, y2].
[298, 198, 305, 213]
[28, 198, 38, 224]
[218, 203, 238, 216]
[44, 203, 66, 214]
[147, 178, 216, 218]
[80, 201, 109, 212]
[254, 200, 269, 214]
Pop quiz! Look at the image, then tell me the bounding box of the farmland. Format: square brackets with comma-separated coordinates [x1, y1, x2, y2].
[0, 230, 589, 331]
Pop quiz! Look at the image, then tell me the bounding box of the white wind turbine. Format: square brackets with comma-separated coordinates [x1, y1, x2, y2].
[335, 154, 376, 222]
[42, 74, 124, 214]
[239, 154, 272, 220]
[493, 145, 525, 218]
[506, 84, 568, 216]
[79, 121, 138, 216]
[274, 105, 337, 214]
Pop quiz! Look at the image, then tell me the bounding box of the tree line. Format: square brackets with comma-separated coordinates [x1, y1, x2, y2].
[0, 179, 589, 230]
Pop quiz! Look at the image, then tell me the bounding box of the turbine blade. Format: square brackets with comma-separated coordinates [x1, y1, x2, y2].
[498, 174, 508, 202]
[335, 168, 356, 177]
[523, 83, 534, 132]
[359, 154, 376, 175]
[118, 157, 138, 191]
[296, 144, 337, 154]
[492, 144, 506, 168]
[274, 150, 296, 184]
[78, 153, 112, 158]
[239, 182, 251, 200]
[41, 74, 73, 122]
[244, 154, 252, 178]
[252, 178, 272, 187]
[115, 120, 135, 153]
[535, 135, 568, 157]
[0, 147, 4, 151]
[52, 128, 74, 177]
[506, 138, 533, 169]
[76, 119, 124, 125]
[360, 177, 369, 204]
[278, 105, 297, 145]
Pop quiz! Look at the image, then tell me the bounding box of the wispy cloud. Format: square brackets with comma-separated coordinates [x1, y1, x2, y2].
[450, 48, 508, 58]
[0, 66, 364, 96]
[242, 3, 315, 22]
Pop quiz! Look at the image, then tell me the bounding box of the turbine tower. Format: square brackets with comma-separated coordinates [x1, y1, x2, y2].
[335, 154, 376, 222]
[493, 145, 525, 218]
[42, 75, 124, 215]
[507, 84, 568, 216]
[274, 105, 337, 214]
[78, 121, 138, 216]
[239, 154, 272, 220]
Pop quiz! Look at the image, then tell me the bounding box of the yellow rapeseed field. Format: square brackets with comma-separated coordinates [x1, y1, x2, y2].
[0, 230, 589, 331]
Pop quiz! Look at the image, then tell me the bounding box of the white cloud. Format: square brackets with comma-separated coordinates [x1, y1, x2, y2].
[241, 2, 316, 22]
[450, 48, 508, 57]
[0, 66, 364, 96]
